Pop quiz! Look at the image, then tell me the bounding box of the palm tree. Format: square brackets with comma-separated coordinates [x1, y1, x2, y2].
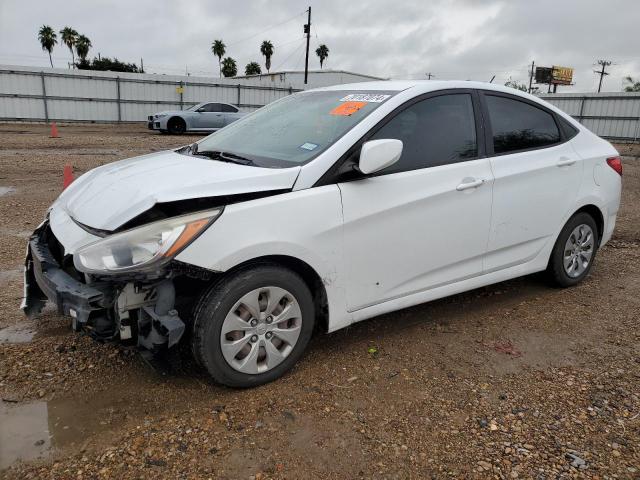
[60, 27, 78, 67]
[211, 39, 226, 78]
[245, 62, 262, 76]
[315, 44, 329, 69]
[75, 35, 92, 62]
[38, 25, 57, 68]
[221, 57, 238, 77]
[260, 40, 274, 73]
[623, 76, 640, 92]
[504, 78, 528, 92]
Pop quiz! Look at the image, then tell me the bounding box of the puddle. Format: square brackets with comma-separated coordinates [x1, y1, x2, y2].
[0, 395, 130, 470]
[0, 389, 150, 470]
[0, 186, 16, 197]
[0, 401, 51, 469]
[0, 320, 36, 344]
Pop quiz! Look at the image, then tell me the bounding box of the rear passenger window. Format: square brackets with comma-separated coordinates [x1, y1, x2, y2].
[370, 94, 477, 174]
[558, 116, 579, 140]
[485, 95, 560, 154]
[221, 104, 239, 113]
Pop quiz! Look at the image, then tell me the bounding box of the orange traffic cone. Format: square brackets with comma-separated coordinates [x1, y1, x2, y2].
[63, 164, 74, 190]
[50, 122, 60, 138]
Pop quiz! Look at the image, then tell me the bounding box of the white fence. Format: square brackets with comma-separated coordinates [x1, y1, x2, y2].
[540, 92, 640, 142]
[0, 65, 300, 123]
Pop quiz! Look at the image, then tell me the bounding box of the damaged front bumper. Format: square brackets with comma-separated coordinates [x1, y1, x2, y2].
[21, 223, 186, 351]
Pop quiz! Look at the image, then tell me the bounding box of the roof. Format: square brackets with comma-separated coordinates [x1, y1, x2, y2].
[315, 79, 545, 98]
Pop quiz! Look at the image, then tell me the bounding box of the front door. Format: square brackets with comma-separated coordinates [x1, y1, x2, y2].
[339, 92, 494, 311]
[194, 103, 225, 129]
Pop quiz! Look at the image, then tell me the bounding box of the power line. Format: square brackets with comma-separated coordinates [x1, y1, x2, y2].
[225, 10, 307, 47]
[594, 59, 611, 93]
[272, 40, 306, 72]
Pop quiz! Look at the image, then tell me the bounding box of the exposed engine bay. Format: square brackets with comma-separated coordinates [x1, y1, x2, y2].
[22, 221, 212, 352]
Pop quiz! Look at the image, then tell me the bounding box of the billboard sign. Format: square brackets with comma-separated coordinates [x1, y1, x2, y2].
[535, 67, 552, 84]
[551, 66, 573, 85]
[535, 65, 574, 85]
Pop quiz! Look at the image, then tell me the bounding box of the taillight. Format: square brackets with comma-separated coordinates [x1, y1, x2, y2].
[606, 156, 623, 176]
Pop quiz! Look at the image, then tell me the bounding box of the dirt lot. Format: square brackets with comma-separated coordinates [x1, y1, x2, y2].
[0, 123, 639, 479]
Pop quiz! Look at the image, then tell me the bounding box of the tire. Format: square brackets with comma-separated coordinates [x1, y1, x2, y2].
[546, 212, 599, 287]
[191, 264, 315, 388]
[167, 117, 186, 135]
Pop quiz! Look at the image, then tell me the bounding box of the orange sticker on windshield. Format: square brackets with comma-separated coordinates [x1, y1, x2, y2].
[330, 101, 367, 116]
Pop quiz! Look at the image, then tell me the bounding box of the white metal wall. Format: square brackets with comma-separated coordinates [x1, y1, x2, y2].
[0, 64, 300, 123]
[540, 92, 640, 141]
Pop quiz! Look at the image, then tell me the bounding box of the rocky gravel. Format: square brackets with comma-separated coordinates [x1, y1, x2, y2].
[0, 123, 639, 479]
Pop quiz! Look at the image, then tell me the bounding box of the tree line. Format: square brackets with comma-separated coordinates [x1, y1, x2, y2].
[37, 25, 142, 72]
[37, 25, 329, 77]
[211, 39, 330, 77]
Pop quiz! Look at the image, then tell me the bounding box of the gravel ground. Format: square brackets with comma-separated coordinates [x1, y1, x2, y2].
[0, 123, 639, 479]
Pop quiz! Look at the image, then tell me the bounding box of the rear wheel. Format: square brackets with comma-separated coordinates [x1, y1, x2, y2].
[546, 212, 599, 287]
[191, 264, 315, 387]
[167, 117, 186, 135]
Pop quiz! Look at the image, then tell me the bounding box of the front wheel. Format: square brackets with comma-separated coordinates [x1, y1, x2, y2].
[546, 212, 599, 287]
[191, 264, 315, 387]
[167, 117, 186, 135]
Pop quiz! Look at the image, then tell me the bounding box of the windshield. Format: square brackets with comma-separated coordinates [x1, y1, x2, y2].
[194, 90, 396, 168]
[185, 103, 203, 111]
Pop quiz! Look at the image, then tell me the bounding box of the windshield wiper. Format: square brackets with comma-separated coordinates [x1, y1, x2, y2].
[197, 150, 255, 166]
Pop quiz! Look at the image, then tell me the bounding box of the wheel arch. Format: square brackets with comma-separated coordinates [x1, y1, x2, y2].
[168, 115, 187, 131]
[220, 254, 330, 333]
[573, 204, 604, 246]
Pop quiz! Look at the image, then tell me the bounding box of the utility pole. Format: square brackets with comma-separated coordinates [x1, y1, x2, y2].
[426, 72, 434, 80]
[594, 59, 611, 93]
[303, 6, 311, 85]
[528, 60, 535, 93]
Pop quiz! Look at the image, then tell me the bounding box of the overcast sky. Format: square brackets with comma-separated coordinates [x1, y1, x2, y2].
[0, 0, 638, 92]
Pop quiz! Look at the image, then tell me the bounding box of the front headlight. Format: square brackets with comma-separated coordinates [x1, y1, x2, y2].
[155, 114, 168, 119]
[73, 209, 222, 274]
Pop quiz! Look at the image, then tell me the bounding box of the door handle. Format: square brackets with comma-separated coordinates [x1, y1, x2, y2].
[456, 178, 485, 191]
[557, 157, 576, 167]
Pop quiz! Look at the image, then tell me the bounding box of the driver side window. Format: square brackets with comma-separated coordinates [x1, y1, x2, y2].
[199, 103, 222, 112]
[370, 94, 478, 175]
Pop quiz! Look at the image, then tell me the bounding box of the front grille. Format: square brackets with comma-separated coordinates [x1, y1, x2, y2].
[148, 115, 153, 121]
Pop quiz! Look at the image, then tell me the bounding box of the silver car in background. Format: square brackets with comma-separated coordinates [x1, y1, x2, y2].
[148, 102, 246, 134]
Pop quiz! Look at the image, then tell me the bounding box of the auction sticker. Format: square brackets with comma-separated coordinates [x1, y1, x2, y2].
[330, 101, 367, 116]
[340, 94, 390, 103]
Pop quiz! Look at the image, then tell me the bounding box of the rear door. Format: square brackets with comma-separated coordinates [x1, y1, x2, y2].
[337, 90, 495, 311]
[220, 104, 241, 126]
[479, 91, 583, 271]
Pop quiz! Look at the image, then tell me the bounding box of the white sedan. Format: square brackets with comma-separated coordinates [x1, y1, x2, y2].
[23, 80, 621, 387]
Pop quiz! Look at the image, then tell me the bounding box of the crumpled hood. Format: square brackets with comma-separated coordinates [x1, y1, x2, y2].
[57, 150, 300, 231]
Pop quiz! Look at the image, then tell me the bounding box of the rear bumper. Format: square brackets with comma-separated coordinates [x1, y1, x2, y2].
[21, 227, 109, 328]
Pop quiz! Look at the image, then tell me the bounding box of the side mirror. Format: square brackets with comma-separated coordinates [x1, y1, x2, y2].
[358, 139, 403, 174]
